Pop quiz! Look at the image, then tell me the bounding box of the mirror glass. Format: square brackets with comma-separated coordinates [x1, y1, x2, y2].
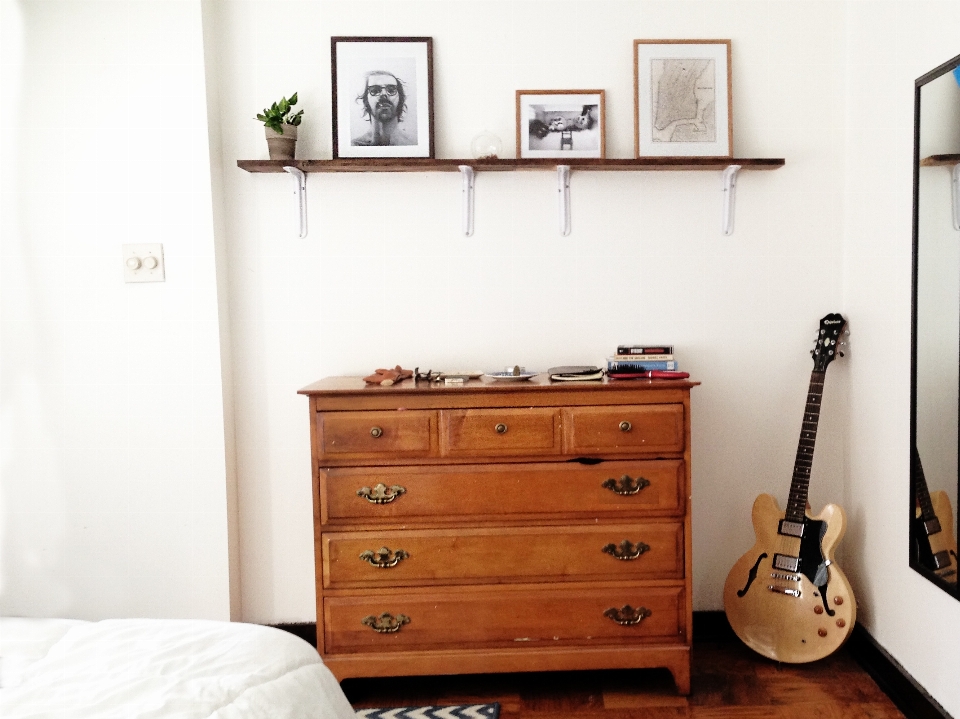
[912, 53, 960, 596]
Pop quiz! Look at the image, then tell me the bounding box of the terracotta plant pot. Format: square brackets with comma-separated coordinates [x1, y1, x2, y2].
[265, 125, 297, 160]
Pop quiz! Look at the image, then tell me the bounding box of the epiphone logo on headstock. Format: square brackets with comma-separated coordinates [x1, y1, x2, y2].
[823, 319, 843, 325]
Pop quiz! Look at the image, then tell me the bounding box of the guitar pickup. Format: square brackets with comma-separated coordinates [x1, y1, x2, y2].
[923, 517, 942, 536]
[767, 585, 801, 597]
[773, 553, 800, 572]
[931, 550, 952, 570]
[778, 519, 805, 538]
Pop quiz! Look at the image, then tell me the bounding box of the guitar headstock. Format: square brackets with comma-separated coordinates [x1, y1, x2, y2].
[812, 313, 847, 372]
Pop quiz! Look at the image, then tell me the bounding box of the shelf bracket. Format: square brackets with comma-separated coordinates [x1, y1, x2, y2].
[558, 164, 571, 236]
[952, 163, 960, 231]
[459, 165, 475, 236]
[283, 166, 308, 238]
[721, 164, 742, 236]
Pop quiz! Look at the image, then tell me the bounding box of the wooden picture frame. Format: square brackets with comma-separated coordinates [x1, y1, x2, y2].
[516, 90, 605, 159]
[634, 40, 732, 157]
[331, 36, 434, 159]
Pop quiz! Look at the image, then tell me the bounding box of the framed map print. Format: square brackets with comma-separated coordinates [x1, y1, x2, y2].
[634, 40, 732, 157]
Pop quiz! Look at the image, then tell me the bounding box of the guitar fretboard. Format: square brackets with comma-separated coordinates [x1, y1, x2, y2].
[785, 370, 825, 523]
[912, 447, 938, 523]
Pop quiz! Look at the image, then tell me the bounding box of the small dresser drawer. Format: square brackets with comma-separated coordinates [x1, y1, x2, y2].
[322, 522, 684, 588]
[564, 404, 684, 455]
[320, 460, 685, 525]
[440, 408, 561, 457]
[325, 584, 684, 653]
[317, 410, 437, 461]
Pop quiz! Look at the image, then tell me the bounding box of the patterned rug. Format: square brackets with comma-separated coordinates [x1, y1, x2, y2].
[356, 704, 500, 719]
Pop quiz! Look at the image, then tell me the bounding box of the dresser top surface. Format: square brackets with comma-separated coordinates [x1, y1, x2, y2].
[299, 374, 698, 398]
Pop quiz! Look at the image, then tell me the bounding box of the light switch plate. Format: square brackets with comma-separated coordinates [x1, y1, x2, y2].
[123, 243, 165, 283]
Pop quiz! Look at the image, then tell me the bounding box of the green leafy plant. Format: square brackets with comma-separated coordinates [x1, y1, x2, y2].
[256, 92, 304, 134]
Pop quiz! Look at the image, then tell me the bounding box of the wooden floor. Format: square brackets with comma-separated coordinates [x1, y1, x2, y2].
[342, 639, 907, 719]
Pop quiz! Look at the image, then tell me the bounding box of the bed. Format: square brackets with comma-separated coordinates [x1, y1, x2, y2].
[0, 617, 357, 719]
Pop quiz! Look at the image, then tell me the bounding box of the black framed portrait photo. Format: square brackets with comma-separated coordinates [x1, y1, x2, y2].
[331, 36, 434, 159]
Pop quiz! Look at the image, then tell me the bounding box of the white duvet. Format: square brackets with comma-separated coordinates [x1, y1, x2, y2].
[0, 618, 357, 719]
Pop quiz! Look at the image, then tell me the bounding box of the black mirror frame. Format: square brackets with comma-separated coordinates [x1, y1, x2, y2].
[910, 52, 960, 600]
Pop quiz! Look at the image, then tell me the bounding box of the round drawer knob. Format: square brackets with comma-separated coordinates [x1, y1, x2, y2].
[495, 423, 508, 434]
[619, 421, 632, 432]
[370, 426, 383, 438]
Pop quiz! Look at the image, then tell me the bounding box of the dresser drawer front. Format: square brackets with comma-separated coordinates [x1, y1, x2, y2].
[323, 523, 683, 588]
[321, 460, 685, 524]
[324, 585, 684, 653]
[317, 411, 437, 460]
[564, 405, 684, 455]
[440, 408, 561, 456]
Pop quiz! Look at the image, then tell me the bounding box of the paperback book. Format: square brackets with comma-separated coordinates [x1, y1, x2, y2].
[606, 357, 679, 372]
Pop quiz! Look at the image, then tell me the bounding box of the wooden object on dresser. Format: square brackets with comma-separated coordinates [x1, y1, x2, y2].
[299, 375, 699, 694]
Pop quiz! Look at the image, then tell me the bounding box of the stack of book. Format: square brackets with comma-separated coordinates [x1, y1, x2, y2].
[606, 344, 679, 374]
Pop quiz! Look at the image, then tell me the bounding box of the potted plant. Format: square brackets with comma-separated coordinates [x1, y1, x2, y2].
[257, 92, 303, 160]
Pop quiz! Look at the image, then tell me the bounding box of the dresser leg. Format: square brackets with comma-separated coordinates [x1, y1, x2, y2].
[669, 660, 691, 695]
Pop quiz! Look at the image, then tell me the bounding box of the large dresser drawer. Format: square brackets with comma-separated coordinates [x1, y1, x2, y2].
[322, 522, 684, 588]
[440, 408, 561, 456]
[317, 410, 437, 461]
[319, 460, 686, 525]
[563, 404, 684, 455]
[324, 584, 685, 653]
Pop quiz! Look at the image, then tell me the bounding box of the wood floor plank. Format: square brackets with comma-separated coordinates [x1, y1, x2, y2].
[342, 640, 906, 719]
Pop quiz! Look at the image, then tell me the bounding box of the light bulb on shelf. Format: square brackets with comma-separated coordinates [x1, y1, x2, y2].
[471, 131, 502, 160]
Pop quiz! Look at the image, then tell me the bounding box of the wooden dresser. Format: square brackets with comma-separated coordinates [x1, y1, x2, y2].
[299, 375, 697, 693]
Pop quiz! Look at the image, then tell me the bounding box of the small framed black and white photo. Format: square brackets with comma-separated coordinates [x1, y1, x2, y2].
[331, 36, 434, 159]
[634, 39, 732, 157]
[516, 90, 605, 159]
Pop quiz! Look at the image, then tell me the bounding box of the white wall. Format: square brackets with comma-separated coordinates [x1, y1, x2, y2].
[215, 0, 849, 623]
[842, 3, 960, 716]
[0, 0, 233, 620]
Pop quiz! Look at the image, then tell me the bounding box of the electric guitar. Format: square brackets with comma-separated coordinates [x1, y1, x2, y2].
[912, 447, 959, 583]
[723, 313, 856, 663]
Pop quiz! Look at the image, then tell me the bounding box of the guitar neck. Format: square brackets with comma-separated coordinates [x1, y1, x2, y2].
[786, 370, 825, 523]
[912, 447, 939, 524]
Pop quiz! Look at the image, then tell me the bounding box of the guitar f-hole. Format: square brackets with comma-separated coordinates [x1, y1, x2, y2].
[737, 553, 767, 597]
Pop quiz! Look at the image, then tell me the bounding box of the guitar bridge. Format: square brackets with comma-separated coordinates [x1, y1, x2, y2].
[769, 571, 800, 582]
[772, 553, 800, 572]
[768, 585, 801, 597]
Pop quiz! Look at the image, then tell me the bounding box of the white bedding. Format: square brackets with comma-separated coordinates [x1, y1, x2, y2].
[0, 618, 356, 719]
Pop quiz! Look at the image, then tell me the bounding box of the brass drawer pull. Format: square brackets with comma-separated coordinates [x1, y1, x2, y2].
[370, 426, 383, 438]
[604, 605, 651, 626]
[359, 547, 410, 568]
[619, 420, 632, 432]
[495, 423, 508, 434]
[601, 475, 651, 495]
[602, 540, 651, 560]
[357, 483, 407, 504]
[361, 612, 410, 633]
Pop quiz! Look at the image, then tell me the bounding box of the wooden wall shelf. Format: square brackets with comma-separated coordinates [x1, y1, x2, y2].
[920, 154, 960, 167]
[237, 157, 784, 174]
[236, 156, 785, 238]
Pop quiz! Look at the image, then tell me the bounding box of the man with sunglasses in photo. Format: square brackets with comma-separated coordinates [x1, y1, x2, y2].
[353, 70, 416, 146]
